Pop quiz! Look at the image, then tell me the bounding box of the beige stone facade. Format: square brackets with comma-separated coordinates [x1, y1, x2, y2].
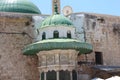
[70, 13, 120, 66]
[84, 13, 120, 66]
[69, 13, 120, 79]
[0, 14, 39, 80]
[0, 12, 120, 80]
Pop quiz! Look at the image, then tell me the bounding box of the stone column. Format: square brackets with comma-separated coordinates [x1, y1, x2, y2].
[70, 71, 73, 80]
[44, 72, 47, 80]
[57, 71, 59, 80]
[55, 53, 60, 65]
[40, 72, 41, 80]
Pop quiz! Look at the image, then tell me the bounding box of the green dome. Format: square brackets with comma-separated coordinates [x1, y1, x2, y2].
[0, 0, 41, 14]
[40, 15, 74, 28]
[23, 39, 93, 55]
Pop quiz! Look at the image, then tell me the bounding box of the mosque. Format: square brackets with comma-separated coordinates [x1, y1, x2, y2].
[0, 0, 120, 80]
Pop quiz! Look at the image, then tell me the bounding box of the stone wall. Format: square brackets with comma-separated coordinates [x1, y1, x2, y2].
[84, 13, 120, 66]
[0, 15, 39, 80]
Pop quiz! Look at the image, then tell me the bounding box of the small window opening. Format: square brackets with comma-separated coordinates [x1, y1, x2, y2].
[42, 32, 46, 40]
[53, 30, 59, 38]
[67, 31, 71, 38]
[95, 52, 103, 65]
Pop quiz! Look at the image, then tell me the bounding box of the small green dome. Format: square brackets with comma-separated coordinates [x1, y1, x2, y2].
[0, 0, 41, 14]
[40, 14, 74, 28]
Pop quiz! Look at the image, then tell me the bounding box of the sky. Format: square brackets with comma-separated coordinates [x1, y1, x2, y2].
[31, 0, 120, 16]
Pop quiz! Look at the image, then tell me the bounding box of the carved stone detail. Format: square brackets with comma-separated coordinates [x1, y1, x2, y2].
[37, 49, 78, 72]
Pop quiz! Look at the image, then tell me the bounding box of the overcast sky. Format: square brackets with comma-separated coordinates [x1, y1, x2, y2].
[31, 0, 120, 16]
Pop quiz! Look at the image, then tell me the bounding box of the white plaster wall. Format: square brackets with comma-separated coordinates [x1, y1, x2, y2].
[69, 14, 85, 42]
[37, 26, 75, 41]
[32, 15, 49, 42]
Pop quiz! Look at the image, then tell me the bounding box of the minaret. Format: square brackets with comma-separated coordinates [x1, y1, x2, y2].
[52, 0, 60, 14]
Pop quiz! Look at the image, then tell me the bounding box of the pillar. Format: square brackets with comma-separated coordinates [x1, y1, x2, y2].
[44, 72, 46, 80]
[57, 71, 59, 80]
[40, 72, 41, 80]
[70, 71, 73, 80]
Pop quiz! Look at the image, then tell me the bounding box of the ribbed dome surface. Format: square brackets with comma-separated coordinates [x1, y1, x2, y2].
[0, 0, 41, 14]
[23, 39, 93, 55]
[40, 14, 73, 28]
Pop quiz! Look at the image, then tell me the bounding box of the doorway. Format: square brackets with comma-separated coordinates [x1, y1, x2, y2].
[95, 52, 103, 65]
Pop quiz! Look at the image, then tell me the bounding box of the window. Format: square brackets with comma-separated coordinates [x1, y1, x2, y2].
[72, 70, 77, 80]
[42, 32, 46, 40]
[67, 31, 71, 38]
[95, 52, 103, 65]
[47, 71, 56, 80]
[41, 72, 44, 80]
[59, 70, 70, 80]
[53, 30, 59, 38]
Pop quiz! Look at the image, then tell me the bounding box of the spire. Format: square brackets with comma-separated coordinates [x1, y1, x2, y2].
[52, 0, 60, 15]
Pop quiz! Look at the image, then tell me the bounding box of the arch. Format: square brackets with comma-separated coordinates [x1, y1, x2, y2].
[67, 30, 71, 38]
[53, 30, 59, 38]
[41, 72, 44, 80]
[59, 70, 70, 80]
[72, 70, 77, 80]
[42, 32, 46, 40]
[47, 70, 56, 80]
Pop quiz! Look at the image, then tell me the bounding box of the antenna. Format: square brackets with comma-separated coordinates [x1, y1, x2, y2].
[62, 6, 73, 16]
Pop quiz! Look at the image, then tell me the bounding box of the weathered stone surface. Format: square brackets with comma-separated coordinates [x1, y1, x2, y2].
[70, 13, 120, 79]
[0, 16, 39, 80]
[1, 12, 120, 80]
[84, 13, 120, 66]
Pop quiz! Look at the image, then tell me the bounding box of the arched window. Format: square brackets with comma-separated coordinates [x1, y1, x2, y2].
[67, 31, 71, 38]
[41, 72, 44, 80]
[72, 70, 77, 80]
[53, 30, 59, 38]
[47, 71, 56, 80]
[59, 70, 70, 80]
[42, 32, 46, 40]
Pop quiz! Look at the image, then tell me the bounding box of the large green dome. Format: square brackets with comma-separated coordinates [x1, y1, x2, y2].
[40, 14, 74, 28]
[0, 0, 41, 14]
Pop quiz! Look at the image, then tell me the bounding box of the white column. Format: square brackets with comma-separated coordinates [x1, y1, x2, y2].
[44, 72, 46, 80]
[55, 54, 59, 65]
[40, 72, 41, 80]
[57, 71, 59, 80]
[70, 71, 73, 80]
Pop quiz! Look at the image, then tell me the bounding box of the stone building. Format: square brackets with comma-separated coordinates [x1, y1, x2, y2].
[0, 0, 41, 80]
[0, 0, 120, 80]
[69, 13, 120, 66]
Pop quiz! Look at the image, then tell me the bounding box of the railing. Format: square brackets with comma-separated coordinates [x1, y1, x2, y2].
[77, 59, 95, 65]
